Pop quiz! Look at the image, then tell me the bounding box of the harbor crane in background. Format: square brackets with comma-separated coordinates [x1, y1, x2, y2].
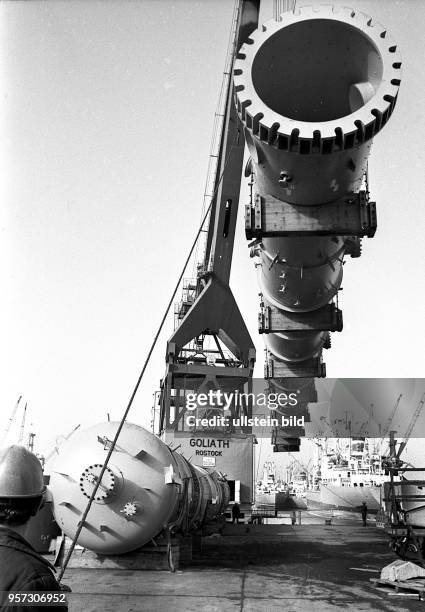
[380, 394, 402, 440]
[41, 424, 82, 467]
[1, 395, 37, 453]
[383, 392, 425, 472]
[17, 401, 27, 445]
[381, 392, 425, 566]
[396, 393, 425, 460]
[1, 395, 22, 445]
[27, 431, 36, 453]
[379, 393, 403, 457]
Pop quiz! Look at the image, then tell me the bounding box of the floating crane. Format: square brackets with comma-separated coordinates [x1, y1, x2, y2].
[159, 0, 402, 454]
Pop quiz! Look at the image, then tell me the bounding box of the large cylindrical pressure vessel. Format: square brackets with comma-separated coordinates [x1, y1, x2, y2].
[49, 422, 229, 555]
[257, 235, 345, 313]
[235, 5, 401, 367]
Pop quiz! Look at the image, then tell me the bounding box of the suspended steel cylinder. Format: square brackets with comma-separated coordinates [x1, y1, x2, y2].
[257, 235, 345, 313]
[235, 5, 401, 364]
[49, 422, 229, 555]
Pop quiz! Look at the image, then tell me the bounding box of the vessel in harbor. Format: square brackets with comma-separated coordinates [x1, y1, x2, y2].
[305, 437, 387, 512]
[254, 460, 293, 515]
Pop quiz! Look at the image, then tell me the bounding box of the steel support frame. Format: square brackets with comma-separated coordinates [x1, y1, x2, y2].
[159, 342, 254, 435]
[259, 302, 343, 333]
[245, 191, 377, 239]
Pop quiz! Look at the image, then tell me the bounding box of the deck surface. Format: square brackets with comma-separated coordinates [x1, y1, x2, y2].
[60, 513, 425, 611]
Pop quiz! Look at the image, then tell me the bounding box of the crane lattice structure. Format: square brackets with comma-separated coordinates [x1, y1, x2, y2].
[17, 402, 28, 445]
[159, 1, 259, 438]
[381, 394, 402, 441]
[396, 392, 425, 459]
[1, 395, 22, 445]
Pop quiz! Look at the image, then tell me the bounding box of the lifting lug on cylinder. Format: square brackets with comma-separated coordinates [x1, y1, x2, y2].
[345, 237, 362, 258]
[278, 171, 292, 186]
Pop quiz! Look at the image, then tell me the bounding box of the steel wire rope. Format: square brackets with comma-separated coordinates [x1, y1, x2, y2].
[255, 426, 265, 484]
[57, 129, 241, 584]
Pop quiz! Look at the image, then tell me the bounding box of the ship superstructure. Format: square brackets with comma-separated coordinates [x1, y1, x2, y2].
[306, 437, 389, 511]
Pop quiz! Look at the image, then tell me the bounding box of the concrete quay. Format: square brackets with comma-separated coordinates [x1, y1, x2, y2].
[62, 517, 425, 611]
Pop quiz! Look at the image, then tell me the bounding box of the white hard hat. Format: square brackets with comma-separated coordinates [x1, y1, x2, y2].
[0, 445, 46, 498]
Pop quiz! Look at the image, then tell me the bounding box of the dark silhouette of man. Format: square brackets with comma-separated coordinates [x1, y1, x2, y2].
[0, 445, 68, 611]
[232, 502, 241, 525]
[361, 502, 368, 526]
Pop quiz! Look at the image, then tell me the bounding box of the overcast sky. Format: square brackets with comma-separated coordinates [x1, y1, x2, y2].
[1, 0, 424, 462]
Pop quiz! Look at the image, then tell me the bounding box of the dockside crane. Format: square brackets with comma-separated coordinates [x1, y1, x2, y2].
[378, 393, 402, 457]
[1, 395, 22, 445]
[383, 392, 425, 472]
[287, 453, 312, 483]
[381, 392, 425, 566]
[17, 402, 28, 445]
[2, 397, 37, 452]
[396, 392, 425, 460]
[381, 394, 402, 441]
[27, 431, 36, 453]
[42, 424, 82, 466]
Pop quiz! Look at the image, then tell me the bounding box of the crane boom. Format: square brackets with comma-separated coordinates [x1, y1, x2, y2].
[43, 424, 81, 464]
[17, 402, 27, 445]
[1, 395, 22, 445]
[380, 393, 402, 442]
[397, 392, 425, 458]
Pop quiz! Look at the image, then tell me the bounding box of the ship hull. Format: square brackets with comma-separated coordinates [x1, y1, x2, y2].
[306, 484, 381, 512]
[255, 491, 297, 514]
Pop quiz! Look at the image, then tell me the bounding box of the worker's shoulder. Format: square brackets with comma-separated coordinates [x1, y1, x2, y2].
[23, 572, 62, 591]
[0, 530, 59, 591]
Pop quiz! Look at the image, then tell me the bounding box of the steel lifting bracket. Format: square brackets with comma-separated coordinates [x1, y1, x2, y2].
[245, 191, 377, 239]
[265, 356, 326, 379]
[259, 302, 343, 334]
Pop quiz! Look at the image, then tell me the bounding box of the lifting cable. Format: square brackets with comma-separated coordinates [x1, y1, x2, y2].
[255, 427, 265, 484]
[57, 128, 241, 583]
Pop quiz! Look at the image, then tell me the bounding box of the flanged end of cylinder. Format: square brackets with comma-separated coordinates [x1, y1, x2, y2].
[79, 464, 116, 501]
[234, 5, 401, 154]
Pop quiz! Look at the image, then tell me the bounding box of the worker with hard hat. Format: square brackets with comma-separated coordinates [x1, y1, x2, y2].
[0, 445, 68, 610]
